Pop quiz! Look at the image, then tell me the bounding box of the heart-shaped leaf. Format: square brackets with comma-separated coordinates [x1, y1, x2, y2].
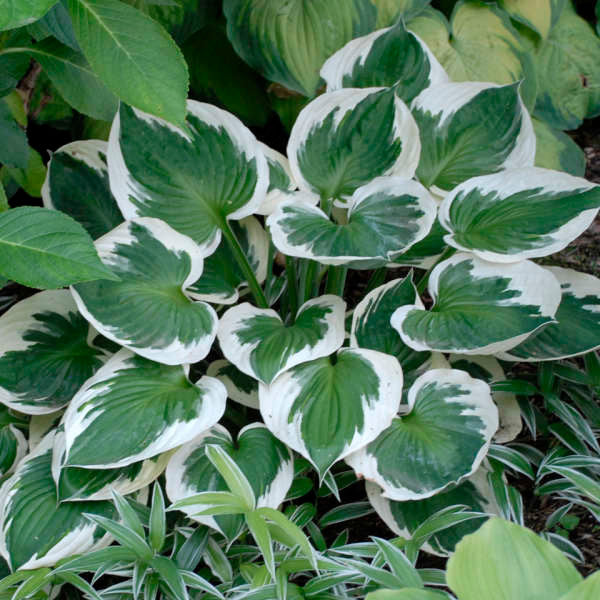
[347, 369, 498, 500]
[207, 360, 259, 409]
[107, 101, 268, 250]
[0, 431, 115, 570]
[268, 177, 436, 266]
[439, 168, 600, 262]
[218, 295, 345, 384]
[0, 290, 106, 414]
[166, 423, 293, 540]
[321, 20, 447, 103]
[260, 348, 403, 478]
[287, 88, 420, 203]
[72, 218, 218, 365]
[392, 253, 562, 355]
[42, 139, 123, 239]
[63, 349, 226, 469]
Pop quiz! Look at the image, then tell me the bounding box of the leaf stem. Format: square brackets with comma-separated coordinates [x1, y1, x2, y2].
[285, 256, 299, 319]
[415, 247, 456, 295]
[325, 266, 347, 297]
[302, 260, 319, 304]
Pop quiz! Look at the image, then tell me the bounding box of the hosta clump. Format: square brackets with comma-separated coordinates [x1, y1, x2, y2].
[2, 17, 600, 576]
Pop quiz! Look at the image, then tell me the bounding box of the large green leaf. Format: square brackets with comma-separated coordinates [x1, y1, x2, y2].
[0, 206, 117, 289]
[439, 168, 600, 262]
[0, 290, 106, 415]
[268, 177, 436, 266]
[0, 0, 57, 30]
[373, 0, 432, 27]
[321, 20, 447, 104]
[0, 431, 115, 570]
[347, 369, 497, 500]
[166, 423, 293, 540]
[501, 267, 600, 362]
[0, 29, 31, 95]
[392, 253, 561, 355]
[223, 0, 377, 96]
[259, 348, 402, 478]
[287, 88, 420, 203]
[107, 101, 268, 250]
[67, 0, 189, 126]
[63, 349, 226, 469]
[72, 218, 218, 365]
[42, 139, 123, 239]
[446, 518, 582, 600]
[0, 97, 28, 169]
[412, 81, 535, 193]
[31, 1, 80, 49]
[218, 295, 345, 385]
[499, 0, 566, 39]
[533, 117, 585, 177]
[207, 359, 259, 409]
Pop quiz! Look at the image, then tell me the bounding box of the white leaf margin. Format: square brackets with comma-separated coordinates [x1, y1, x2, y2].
[207, 360, 259, 409]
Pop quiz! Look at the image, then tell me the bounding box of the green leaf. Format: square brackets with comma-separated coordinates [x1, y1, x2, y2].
[0, 206, 117, 288]
[439, 167, 600, 262]
[223, 0, 377, 96]
[218, 295, 345, 385]
[150, 556, 189, 600]
[207, 360, 259, 409]
[0, 182, 7, 213]
[84, 513, 153, 561]
[3, 147, 47, 197]
[42, 139, 123, 239]
[347, 369, 497, 500]
[107, 101, 268, 249]
[63, 349, 226, 468]
[392, 253, 561, 354]
[260, 348, 402, 479]
[0, 97, 28, 169]
[321, 20, 447, 104]
[67, 0, 188, 126]
[0, 290, 105, 414]
[372, 537, 423, 588]
[533, 117, 586, 177]
[0, 29, 31, 95]
[0, 0, 58, 30]
[32, 1, 80, 49]
[366, 589, 444, 600]
[149, 484, 166, 552]
[559, 572, 600, 600]
[446, 518, 582, 600]
[391, 218, 447, 270]
[373, 0, 432, 27]
[246, 511, 275, 580]
[72, 218, 218, 365]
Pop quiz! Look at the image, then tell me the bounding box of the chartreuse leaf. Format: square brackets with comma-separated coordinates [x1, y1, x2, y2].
[347, 369, 497, 501]
[187, 217, 268, 305]
[207, 360, 259, 409]
[63, 349, 226, 469]
[501, 267, 600, 362]
[0, 431, 115, 570]
[67, 0, 188, 126]
[412, 81, 535, 194]
[0, 422, 26, 477]
[373, 0, 432, 27]
[367, 463, 499, 557]
[446, 518, 582, 600]
[166, 424, 293, 541]
[287, 88, 420, 203]
[268, 178, 436, 266]
[218, 295, 345, 385]
[72, 218, 218, 365]
[108, 101, 268, 250]
[321, 21, 447, 104]
[533, 118, 586, 177]
[0, 290, 105, 414]
[223, 0, 377, 96]
[392, 253, 561, 355]
[0, 0, 57, 30]
[42, 139, 123, 239]
[500, 0, 565, 39]
[559, 572, 600, 600]
[351, 276, 430, 374]
[439, 168, 600, 262]
[260, 348, 402, 479]
[256, 143, 300, 216]
[0, 206, 117, 289]
[534, 3, 600, 130]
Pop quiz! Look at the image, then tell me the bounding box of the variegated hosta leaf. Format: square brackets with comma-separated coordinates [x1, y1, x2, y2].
[350, 275, 430, 374]
[0, 290, 106, 415]
[448, 355, 521, 443]
[373, 0, 432, 27]
[218, 295, 345, 385]
[166, 423, 293, 540]
[207, 360, 259, 409]
[0, 431, 115, 570]
[29, 412, 63, 452]
[41, 140, 123, 240]
[366, 463, 500, 556]
[499, 0, 565, 39]
[260, 348, 403, 478]
[287, 88, 420, 203]
[439, 168, 600, 262]
[63, 349, 226, 469]
[533, 118, 586, 177]
[52, 428, 170, 502]
[107, 100, 268, 251]
[500, 267, 600, 362]
[0, 424, 26, 477]
[72, 218, 218, 365]
[412, 82, 535, 194]
[268, 177, 436, 266]
[321, 21, 448, 104]
[392, 253, 561, 355]
[347, 369, 497, 501]
[389, 218, 446, 270]
[187, 217, 269, 305]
